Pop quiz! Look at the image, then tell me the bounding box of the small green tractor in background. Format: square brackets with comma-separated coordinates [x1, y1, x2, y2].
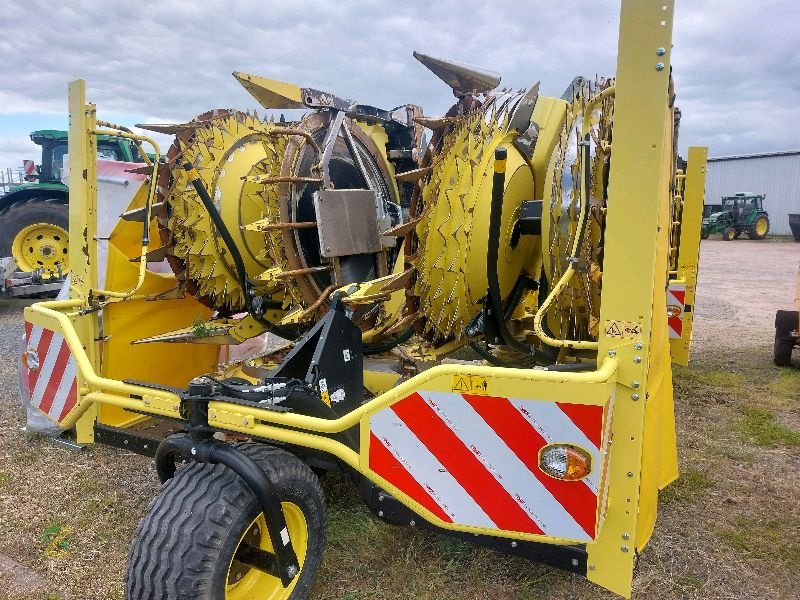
[0, 130, 145, 279]
[701, 193, 770, 241]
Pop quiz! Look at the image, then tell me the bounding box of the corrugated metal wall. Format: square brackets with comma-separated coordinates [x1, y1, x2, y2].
[705, 152, 800, 236]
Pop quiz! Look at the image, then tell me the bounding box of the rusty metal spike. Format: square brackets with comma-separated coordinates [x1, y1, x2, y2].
[395, 166, 432, 182]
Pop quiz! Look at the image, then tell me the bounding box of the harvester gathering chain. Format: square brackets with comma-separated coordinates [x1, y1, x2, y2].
[154, 380, 301, 588]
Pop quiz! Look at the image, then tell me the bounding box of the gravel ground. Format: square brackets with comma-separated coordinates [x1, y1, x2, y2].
[0, 238, 797, 599]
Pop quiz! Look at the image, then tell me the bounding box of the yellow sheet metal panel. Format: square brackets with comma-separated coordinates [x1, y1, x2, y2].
[67, 80, 100, 443]
[588, 1, 676, 597]
[670, 146, 708, 365]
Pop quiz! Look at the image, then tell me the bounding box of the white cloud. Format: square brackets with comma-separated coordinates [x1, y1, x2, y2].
[0, 0, 797, 166]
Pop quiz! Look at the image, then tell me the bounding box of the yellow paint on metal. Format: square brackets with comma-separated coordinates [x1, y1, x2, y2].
[225, 504, 308, 599]
[11, 222, 69, 276]
[233, 71, 306, 110]
[166, 111, 300, 311]
[412, 102, 538, 343]
[587, 2, 677, 597]
[670, 146, 708, 365]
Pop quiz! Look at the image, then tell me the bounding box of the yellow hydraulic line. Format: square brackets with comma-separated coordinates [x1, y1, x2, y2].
[580, 86, 615, 138]
[534, 89, 615, 351]
[96, 120, 153, 166]
[86, 129, 161, 301]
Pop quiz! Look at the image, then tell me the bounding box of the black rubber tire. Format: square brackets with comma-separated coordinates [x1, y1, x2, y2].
[774, 337, 795, 367]
[0, 197, 69, 263]
[722, 227, 737, 241]
[774, 310, 799, 367]
[125, 443, 326, 600]
[748, 215, 770, 240]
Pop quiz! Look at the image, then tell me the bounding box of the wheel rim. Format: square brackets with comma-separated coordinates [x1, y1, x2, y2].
[755, 218, 768, 236]
[11, 222, 69, 275]
[226, 502, 308, 600]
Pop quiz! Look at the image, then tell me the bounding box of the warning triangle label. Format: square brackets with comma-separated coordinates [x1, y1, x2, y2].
[606, 321, 623, 336]
[452, 377, 471, 392]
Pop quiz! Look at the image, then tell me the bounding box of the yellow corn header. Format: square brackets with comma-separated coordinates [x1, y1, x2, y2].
[20, 1, 708, 598]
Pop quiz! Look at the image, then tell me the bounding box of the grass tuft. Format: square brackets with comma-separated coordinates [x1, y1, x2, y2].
[736, 407, 800, 446]
[660, 469, 712, 504]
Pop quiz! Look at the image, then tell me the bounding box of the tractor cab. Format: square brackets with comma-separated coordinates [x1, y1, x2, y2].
[28, 130, 144, 185]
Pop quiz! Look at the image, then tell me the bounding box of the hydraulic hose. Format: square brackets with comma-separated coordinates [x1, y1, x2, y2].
[183, 163, 298, 341]
[486, 146, 537, 357]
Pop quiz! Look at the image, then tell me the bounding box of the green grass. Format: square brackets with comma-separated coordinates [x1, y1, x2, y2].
[0, 471, 9, 487]
[660, 468, 712, 504]
[768, 369, 800, 402]
[720, 517, 800, 566]
[736, 407, 800, 446]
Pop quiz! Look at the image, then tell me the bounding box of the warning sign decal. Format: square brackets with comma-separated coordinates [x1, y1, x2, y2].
[603, 320, 642, 339]
[451, 375, 490, 395]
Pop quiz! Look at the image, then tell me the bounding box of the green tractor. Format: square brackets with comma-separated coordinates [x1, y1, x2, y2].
[701, 193, 770, 241]
[0, 130, 145, 278]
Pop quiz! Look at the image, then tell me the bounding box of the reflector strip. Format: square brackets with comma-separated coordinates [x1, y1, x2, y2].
[391, 393, 544, 535]
[23, 323, 78, 425]
[464, 394, 599, 539]
[368, 389, 611, 542]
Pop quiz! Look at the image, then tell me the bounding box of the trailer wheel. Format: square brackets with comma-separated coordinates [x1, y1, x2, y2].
[722, 227, 737, 241]
[748, 215, 770, 240]
[774, 310, 799, 367]
[0, 198, 69, 276]
[125, 443, 326, 600]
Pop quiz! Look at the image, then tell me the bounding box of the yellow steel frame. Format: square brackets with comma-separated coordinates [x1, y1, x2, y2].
[670, 146, 708, 365]
[23, 2, 691, 597]
[587, 1, 677, 595]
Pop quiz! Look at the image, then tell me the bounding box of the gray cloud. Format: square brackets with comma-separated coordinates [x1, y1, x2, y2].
[1, 0, 797, 168]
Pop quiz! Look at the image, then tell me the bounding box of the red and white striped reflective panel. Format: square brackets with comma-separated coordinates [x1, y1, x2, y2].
[369, 391, 612, 542]
[22, 322, 78, 424]
[667, 282, 686, 339]
[23, 160, 35, 176]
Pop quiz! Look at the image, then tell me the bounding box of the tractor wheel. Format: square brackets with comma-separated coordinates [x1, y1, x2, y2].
[774, 310, 799, 367]
[700, 228, 709, 240]
[748, 215, 770, 240]
[722, 227, 737, 241]
[125, 443, 326, 600]
[0, 198, 69, 277]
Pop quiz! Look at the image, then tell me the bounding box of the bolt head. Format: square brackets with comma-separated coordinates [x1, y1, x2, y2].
[621, 545, 629, 553]
[409, 520, 416, 527]
[608, 349, 617, 357]
[286, 564, 299, 578]
[588, 564, 596, 571]
[511, 541, 518, 548]
[656, 62, 665, 71]
[632, 380, 640, 389]
[656, 47, 666, 56]
[378, 510, 384, 517]
[627, 471, 634, 477]
[622, 533, 630, 540]
[634, 356, 642, 364]
[632, 393, 640, 401]
[634, 342, 643, 350]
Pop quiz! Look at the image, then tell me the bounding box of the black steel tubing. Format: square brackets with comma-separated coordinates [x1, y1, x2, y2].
[154, 435, 300, 587]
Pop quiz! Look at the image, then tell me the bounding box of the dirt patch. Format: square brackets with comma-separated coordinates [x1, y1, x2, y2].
[0, 239, 798, 599]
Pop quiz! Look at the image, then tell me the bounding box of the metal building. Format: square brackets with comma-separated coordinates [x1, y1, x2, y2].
[704, 150, 800, 236]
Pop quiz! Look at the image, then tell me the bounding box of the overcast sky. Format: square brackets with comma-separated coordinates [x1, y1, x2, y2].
[1, 0, 797, 171]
